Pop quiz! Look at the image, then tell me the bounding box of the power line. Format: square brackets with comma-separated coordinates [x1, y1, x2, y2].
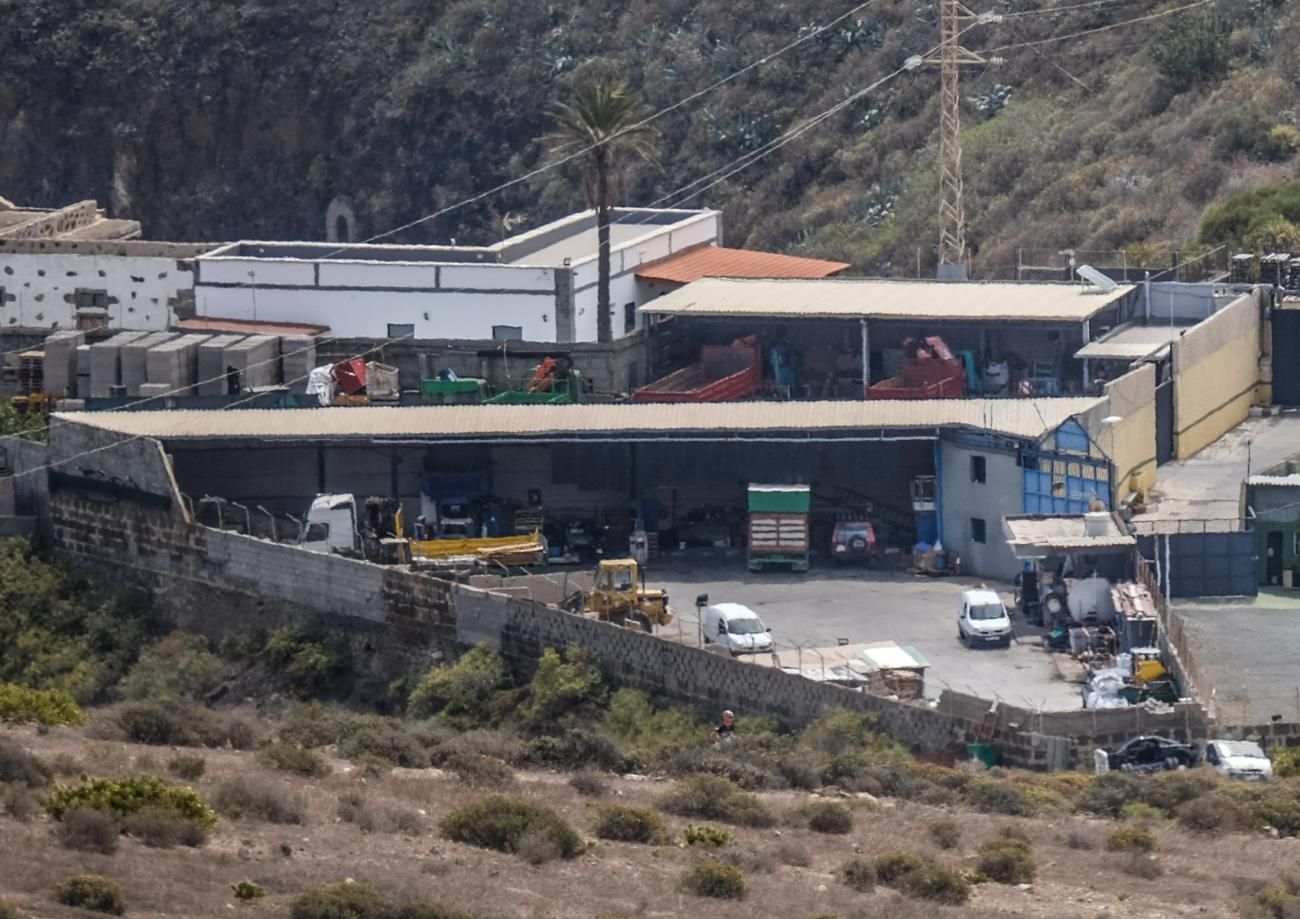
[981, 0, 1215, 53]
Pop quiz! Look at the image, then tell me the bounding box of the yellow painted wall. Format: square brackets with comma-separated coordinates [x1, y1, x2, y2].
[1079, 363, 1157, 503]
[1172, 291, 1262, 460]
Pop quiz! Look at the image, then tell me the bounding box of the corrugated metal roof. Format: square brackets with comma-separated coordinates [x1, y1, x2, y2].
[635, 245, 850, 284]
[1075, 323, 1191, 361]
[56, 397, 1102, 442]
[177, 318, 330, 336]
[1003, 514, 1135, 553]
[1247, 474, 1300, 487]
[641, 277, 1134, 322]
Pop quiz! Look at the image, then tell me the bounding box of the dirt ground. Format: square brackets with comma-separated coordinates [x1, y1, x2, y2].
[0, 723, 1295, 918]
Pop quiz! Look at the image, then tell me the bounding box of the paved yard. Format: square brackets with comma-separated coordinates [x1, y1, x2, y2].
[1173, 591, 1300, 724]
[651, 556, 1084, 711]
[1141, 415, 1300, 529]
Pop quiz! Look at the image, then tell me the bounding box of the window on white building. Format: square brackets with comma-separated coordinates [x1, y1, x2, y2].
[492, 325, 523, 342]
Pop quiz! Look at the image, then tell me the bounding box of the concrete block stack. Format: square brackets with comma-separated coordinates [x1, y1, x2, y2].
[223, 335, 281, 391]
[197, 335, 246, 396]
[75, 344, 91, 398]
[279, 335, 318, 393]
[121, 332, 179, 396]
[42, 330, 86, 398]
[145, 334, 210, 397]
[88, 331, 148, 398]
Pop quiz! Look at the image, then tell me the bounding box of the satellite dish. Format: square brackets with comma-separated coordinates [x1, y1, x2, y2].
[1076, 264, 1118, 293]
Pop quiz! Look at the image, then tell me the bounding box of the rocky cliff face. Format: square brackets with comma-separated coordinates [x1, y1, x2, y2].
[3, 0, 1297, 273]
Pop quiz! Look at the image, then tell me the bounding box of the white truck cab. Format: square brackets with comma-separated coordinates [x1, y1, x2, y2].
[702, 603, 773, 655]
[959, 588, 1012, 647]
[301, 494, 361, 555]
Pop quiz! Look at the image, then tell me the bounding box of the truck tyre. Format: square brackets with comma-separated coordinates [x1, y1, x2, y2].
[1043, 592, 1067, 617]
[629, 613, 653, 634]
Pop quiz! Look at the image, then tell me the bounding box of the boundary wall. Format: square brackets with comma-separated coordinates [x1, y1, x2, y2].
[1171, 290, 1263, 459]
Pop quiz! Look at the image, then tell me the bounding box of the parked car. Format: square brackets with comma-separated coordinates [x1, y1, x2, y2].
[1204, 740, 1273, 781]
[702, 602, 773, 656]
[1107, 735, 1198, 773]
[958, 588, 1013, 647]
[830, 519, 877, 564]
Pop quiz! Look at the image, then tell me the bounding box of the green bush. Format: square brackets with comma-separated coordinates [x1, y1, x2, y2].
[408, 643, 509, 725]
[680, 860, 746, 900]
[1120, 802, 1166, 822]
[522, 647, 606, 726]
[1078, 771, 1145, 818]
[440, 795, 580, 859]
[873, 851, 970, 904]
[116, 701, 193, 746]
[965, 778, 1035, 817]
[1254, 883, 1299, 919]
[166, 755, 206, 781]
[1271, 747, 1300, 779]
[1234, 787, 1300, 837]
[261, 627, 348, 698]
[258, 743, 329, 777]
[338, 721, 430, 769]
[840, 858, 876, 892]
[928, 817, 961, 850]
[802, 800, 853, 834]
[289, 881, 471, 919]
[683, 824, 731, 848]
[442, 751, 514, 788]
[0, 682, 85, 726]
[657, 774, 775, 827]
[1106, 825, 1156, 853]
[212, 776, 304, 824]
[48, 774, 217, 829]
[1150, 9, 1229, 93]
[121, 805, 210, 848]
[594, 805, 663, 843]
[58, 807, 119, 854]
[0, 737, 52, 786]
[231, 881, 265, 901]
[602, 688, 704, 757]
[525, 725, 623, 771]
[57, 875, 126, 915]
[975, 837, 1036, 885]
[117, 633, 224, 702]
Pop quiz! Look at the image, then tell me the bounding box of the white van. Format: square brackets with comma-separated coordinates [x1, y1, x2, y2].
[702, 603, 773, 655]
[958, 588, 1013, 647]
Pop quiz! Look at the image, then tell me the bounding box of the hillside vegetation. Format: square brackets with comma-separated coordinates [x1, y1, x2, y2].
[2, 0, 1297, 275]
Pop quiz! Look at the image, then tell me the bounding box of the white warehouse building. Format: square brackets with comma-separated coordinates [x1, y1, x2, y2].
[192, 208, 721, 342]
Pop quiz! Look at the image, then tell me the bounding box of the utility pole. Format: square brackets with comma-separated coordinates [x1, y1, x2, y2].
[916, 1, 1000, 280]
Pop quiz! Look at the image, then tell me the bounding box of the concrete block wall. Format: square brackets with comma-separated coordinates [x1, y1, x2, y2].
[121, 332, 178, 396]
[197, 335, 245, 395]
[145, 334, 210, 394]
[280, 335, 317, 394]
[223, 335, 281, 390]
[88, 331, 148, 397]
[42, 330, 85, 397]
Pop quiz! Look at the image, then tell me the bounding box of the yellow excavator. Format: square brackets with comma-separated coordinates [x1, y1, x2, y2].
[581, 559, 673, 633]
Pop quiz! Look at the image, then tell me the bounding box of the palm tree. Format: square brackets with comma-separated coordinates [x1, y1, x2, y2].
[548, 80, 657, 343]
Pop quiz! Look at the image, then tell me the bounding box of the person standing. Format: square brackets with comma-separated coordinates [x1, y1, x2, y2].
[709, 710, 736, 744]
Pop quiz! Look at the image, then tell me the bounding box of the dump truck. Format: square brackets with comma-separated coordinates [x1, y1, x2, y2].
[580, 559, 673, 632]
[747, 484, 811, 573]
[868, 336, 966, 399]
[633, 336, 763, 403]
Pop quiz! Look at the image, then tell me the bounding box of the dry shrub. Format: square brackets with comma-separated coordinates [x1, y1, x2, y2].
[1106, 825, 1155, 853]
[0, 899, 16, 919]
[1176, 793, 1251, 835]
[928, 817, 961, 850]
[975, 837, 1036, 885]
[50, 753, 82, 776]
[1, 782, 43, 821]
[965, 778, 1035, 817]
[1066, 828, 1097, 850]
[873, 851, 970, 904]
[442, 751, 514, 788]
[57, 875, 125, 915]
[720, 845, 777, 874]
[212, 776, 305, 824]
[801, 800, 853, 834]
[257, 743, 328, 777]
[289, 881, 470, 919]
[338, 721, 430, 768]
[439, 795, 580, 859]
[165, 755, 205, 781]
[121, 806, 209, 848]
[657, 774, 774, 827]
[774, 840, 811, 867]
[58, 807, 119, 854]
[0, 738, 51, 787]
[1117, 852, 1164, 880]
[681, 860, 746, 900]
[516, 828, 565, 865]
[336, 789, 421, 835]
[840, 858, 877, 892]
[568, 770, 608, 797]
[594, 805, 663, 844]
[1253, 882, 1300, 919]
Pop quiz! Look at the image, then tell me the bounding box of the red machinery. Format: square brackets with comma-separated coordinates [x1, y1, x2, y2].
[867, 336, 966, 400]
[633, 336, 763, 403]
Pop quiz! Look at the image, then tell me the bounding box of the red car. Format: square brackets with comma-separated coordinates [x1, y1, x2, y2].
[831, 520, 877, 564]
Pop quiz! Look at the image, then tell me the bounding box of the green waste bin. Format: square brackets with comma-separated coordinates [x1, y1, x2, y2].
[967, 743, 1001, 767]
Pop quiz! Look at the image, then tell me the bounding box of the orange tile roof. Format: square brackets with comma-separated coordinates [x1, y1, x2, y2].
[178, 317, 330, 337]
[635, 245, 850, 285]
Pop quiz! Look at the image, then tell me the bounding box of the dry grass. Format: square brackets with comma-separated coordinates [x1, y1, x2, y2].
[0, 724, 1289, 918]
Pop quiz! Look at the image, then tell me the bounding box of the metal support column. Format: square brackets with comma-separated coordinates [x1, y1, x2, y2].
[1082, 320, 1091, 389]
[860, 318, 871, 397]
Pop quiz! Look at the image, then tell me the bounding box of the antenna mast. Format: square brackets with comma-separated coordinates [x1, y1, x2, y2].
[922, 1, 997, 279]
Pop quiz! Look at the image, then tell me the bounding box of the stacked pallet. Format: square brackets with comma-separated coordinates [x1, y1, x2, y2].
[16, 352, 43, 396]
